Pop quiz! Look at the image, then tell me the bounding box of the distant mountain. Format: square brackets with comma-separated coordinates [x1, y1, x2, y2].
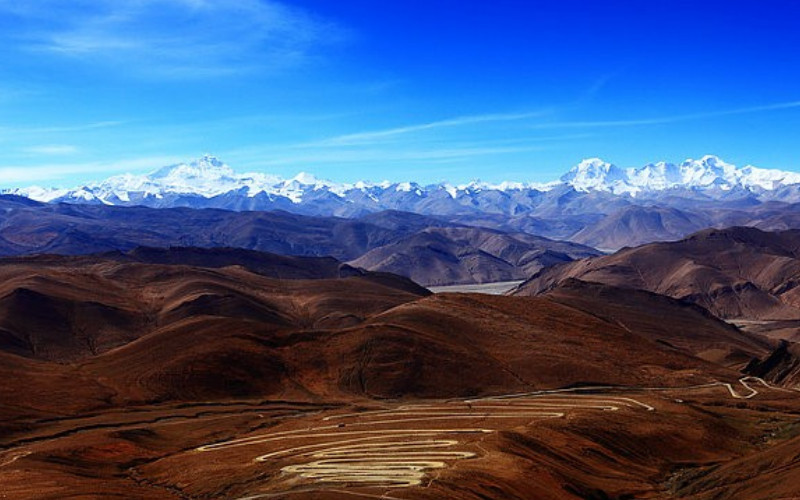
[561, 155, 800, 195]
[569, 205, 712, 251]
[8, 154, 800, 214]
[515, 226, 800, 320]
[0, 200, 597, 285]
[8, 154, 800, 251]
[348, 226, 598, 286]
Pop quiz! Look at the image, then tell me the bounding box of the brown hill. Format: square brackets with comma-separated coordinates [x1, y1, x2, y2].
[0, 253, 767, 412]
[542, 279, 772, 367]
[0, 253, 427, 363]
[515, 226, 800, 320]
[673, 432, 800, 500]
[744, 340, 800, 387]
[103, 246, 364, 279]
[348, 226, 598, 286]
[1, 256, 799, 500]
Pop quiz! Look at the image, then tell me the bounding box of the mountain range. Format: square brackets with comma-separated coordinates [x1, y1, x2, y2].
[9, 154, 800, 208]
[0, 196, 598, 285]
[9, 154, 800, 251]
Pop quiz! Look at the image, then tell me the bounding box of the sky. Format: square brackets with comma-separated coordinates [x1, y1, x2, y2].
[0, 0, 799, 187]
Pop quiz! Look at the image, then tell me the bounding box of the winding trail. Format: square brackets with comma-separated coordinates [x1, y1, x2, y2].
[195, 377, 791, 499]
[197, 394, 655, 498]
[0, 451, 30, 469]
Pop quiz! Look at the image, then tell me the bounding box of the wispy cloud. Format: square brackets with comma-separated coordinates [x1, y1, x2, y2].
[533, 99, 800, 129]
[9, 120, 122, 134]
[572, 73, 617, 106]
[259, 145, 553, 165]
[222, 134, 586, 172]
[309, 110, 551, 147]
[0, 0, 343, 79]
[22, 144, 80, 155]
[0, 155, 182, 184]
[0, 121, 124, 143]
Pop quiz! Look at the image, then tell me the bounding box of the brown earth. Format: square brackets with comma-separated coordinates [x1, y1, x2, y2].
[0, 253, 799, 499]
[541, 279, 773, 368]
[515, 226, 800, 320]
[1, 384, 799, 499]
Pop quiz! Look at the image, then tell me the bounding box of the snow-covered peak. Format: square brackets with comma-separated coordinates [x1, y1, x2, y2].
[627, 162, 682, 191]
[93, 155, 248, 199]
[678, 155, 737, 187]
[150, 155, 234, 181]
[395, 182, 424, 195]
[5, 185, 70, 203]
[737, 164, 800, 190]
[554, 155, 800, 195]
[5, 154, 800, 211]
[561, 158, 629, 193]
[289, 172, 321, 185]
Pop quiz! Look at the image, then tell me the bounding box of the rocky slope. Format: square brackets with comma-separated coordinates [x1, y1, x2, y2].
[515, 226, 800, 320]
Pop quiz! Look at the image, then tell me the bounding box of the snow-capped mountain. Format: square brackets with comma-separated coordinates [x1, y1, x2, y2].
[561, 155, 800, 195]
[4, 154, 560, 215]
[5, 154, 800, 218]
[560, 158, 629, 192]
[14, 155, 326, 204]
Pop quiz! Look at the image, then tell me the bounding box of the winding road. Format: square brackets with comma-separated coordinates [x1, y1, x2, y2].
[195, 377, 790, 499]
[196, 394, 656, 498]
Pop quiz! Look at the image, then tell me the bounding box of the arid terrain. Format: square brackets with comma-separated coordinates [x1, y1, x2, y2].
[0, 249, 799, 499]
[516, 227, 800, 321]
[3, 379, 799, 500]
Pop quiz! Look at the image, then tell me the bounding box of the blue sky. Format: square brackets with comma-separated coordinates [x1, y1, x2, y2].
[1, 0, 799, 187]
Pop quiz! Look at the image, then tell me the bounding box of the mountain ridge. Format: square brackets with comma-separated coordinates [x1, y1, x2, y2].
[7, 154, 800, 210]
[513, 226, 800, 320]
[9, 155, 800, 252]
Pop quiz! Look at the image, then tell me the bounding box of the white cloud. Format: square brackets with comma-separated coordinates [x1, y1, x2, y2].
[0, 121, 123, 140]
[23, 144, 80, 155]
[309, 111, 551, 147]
[1, 0, 342, 78]
[532, 100, 800, 129]
[224, 143, 556, 169]
[0, 155, 183, 184]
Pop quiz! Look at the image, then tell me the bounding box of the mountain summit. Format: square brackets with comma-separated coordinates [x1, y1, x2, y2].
[150, 155, 235, 181]
[560, 158, 629, 192]
[5, 155, 800, 217]
[562, 155, 800, 195]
